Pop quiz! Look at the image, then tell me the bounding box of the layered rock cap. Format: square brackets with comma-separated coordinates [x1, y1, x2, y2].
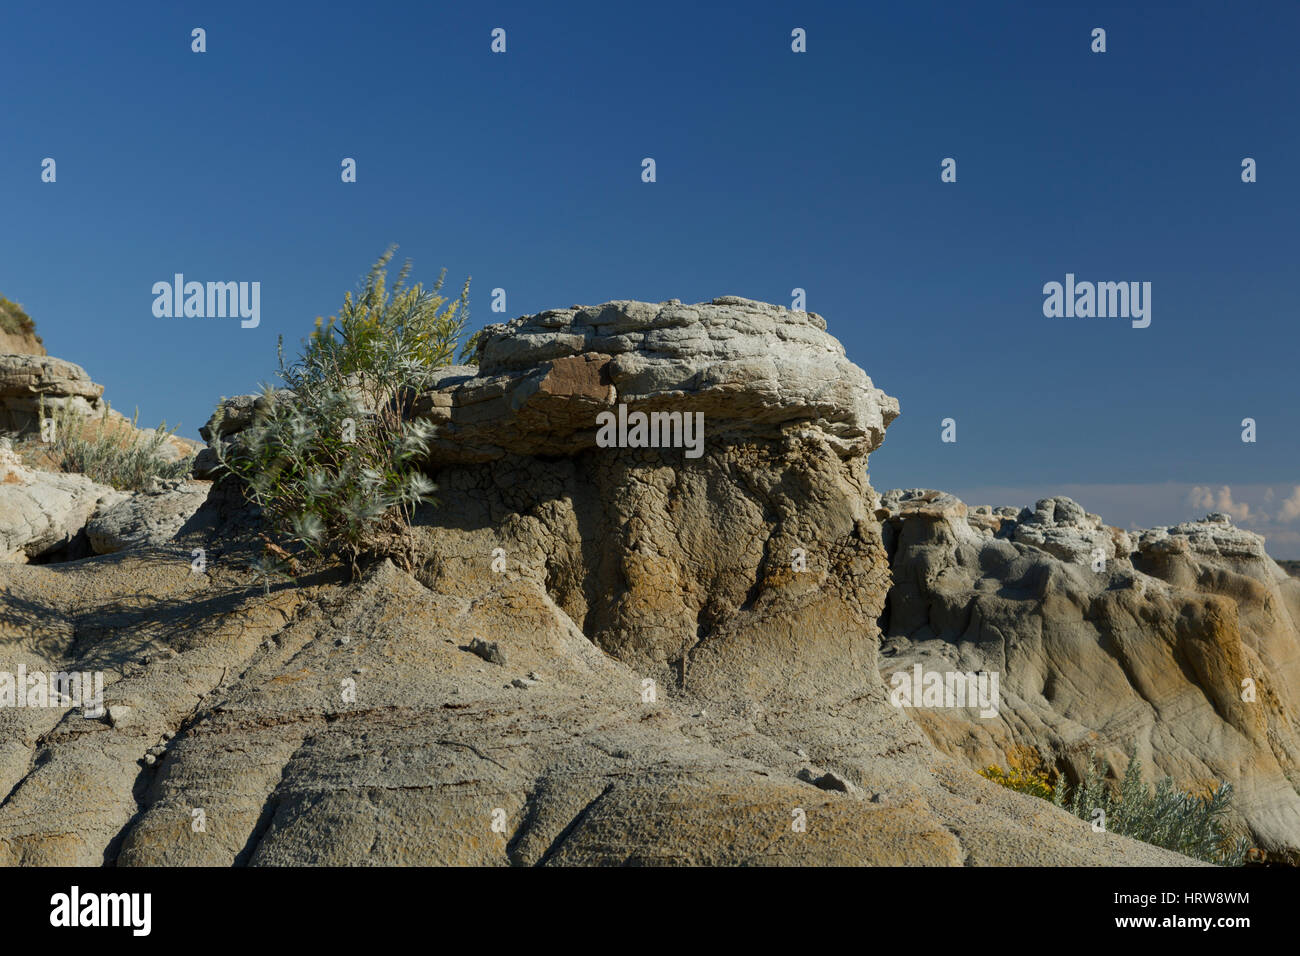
[419, 297, 898, 462]
[202, 297, 900, 466]
[0, 355, 105, 433]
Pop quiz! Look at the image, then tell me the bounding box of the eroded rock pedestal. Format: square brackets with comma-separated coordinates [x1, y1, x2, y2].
[0, 299, 1197, 865]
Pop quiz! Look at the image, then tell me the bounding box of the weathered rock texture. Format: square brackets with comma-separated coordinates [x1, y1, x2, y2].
[878, 489, 1300, 863]
[0, 439, 125, 563]
[0, 440, 207, 564]
[84, 478, 212, 555]
[409, 296, 897, 462]
[0, 355, 105, 433]
[0, 299, 1202, 866]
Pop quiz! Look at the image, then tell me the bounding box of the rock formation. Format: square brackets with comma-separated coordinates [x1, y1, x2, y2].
[878, 489, 1300, 863]
[0, 299, 198, 461]
[0, 297, 1243, 866]
[0, 307, 206, 567]
[0, 355, 105, 434]
[0, 352, 199, 463]
[0, 439, 125, 562]
[0, 440, 208, 564]
[84, 478, 212, 555]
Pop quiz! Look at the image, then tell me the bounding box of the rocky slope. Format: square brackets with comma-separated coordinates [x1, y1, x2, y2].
[0, 297, 1241, 866]
[878, 489, 1300, 863]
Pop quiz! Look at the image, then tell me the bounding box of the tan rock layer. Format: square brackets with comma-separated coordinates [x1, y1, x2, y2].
[879, 491, 1300, 862]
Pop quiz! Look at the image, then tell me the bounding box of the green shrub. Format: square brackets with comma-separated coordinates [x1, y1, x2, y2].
[213, 248, 471, 578]
[311, 246, 472, 377]
[36, 397, 192, 491]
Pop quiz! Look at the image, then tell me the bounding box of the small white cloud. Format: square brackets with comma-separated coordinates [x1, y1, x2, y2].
[1279, 486, 1300, 523]
[1187, 485, 1254, 523]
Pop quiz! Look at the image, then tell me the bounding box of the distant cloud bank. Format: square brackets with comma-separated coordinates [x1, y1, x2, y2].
[947, 482, 1300, 560]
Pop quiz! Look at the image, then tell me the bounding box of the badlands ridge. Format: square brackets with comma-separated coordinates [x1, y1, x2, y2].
[0, 297, 1296, 865]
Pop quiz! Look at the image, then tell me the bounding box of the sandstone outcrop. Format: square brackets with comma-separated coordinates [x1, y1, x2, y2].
[878, 490, 1300, 862]
[0, 355, 105, 434]
[415, 296, 898, 462]
[84, 478, 212, 555]
[0, 439, 125, 563]
[0, 299, 1204, 866]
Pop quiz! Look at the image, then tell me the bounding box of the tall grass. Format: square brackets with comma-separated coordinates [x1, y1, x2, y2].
[0, 295, 41, 342]
[37, 396, 192, 491]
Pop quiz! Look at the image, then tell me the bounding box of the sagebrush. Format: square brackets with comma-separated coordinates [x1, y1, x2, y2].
[36, 397, 191, 491]
[214, 247, 471, 579]
[980, 748, 1253, 866]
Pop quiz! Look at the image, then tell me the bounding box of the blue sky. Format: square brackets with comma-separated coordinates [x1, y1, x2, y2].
[3, 1, 1298, 553]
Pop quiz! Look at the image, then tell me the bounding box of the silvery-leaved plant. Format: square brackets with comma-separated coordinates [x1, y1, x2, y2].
[37, 395, 192, 491]
[213, 248, 470, 579]
[1052, 749, 1252, 866]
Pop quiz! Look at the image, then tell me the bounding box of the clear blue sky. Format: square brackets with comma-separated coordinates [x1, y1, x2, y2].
[3, 1, 1298, 551]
